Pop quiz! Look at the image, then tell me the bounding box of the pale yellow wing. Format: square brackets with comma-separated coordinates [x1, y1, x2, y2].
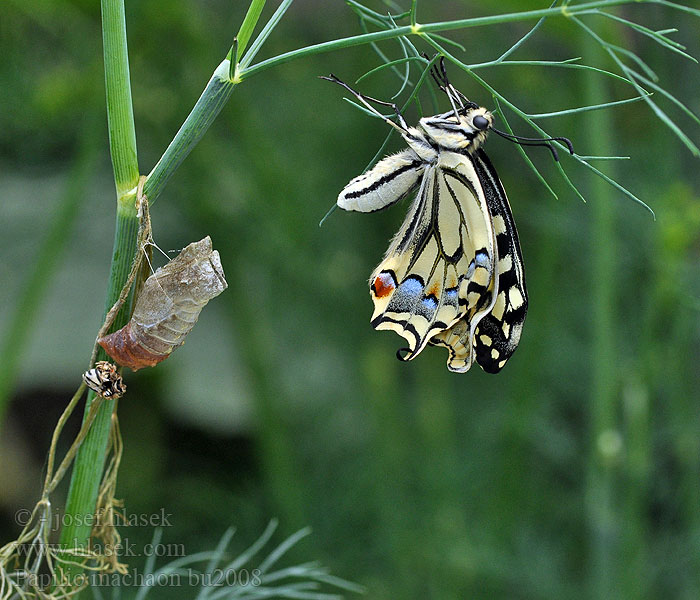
[430, 149, 528, 373]
[369, 153, 497, 362]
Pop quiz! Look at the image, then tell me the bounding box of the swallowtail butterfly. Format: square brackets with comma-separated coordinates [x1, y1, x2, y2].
[324, 60, 572, 373]
[99, 236, 228, 371]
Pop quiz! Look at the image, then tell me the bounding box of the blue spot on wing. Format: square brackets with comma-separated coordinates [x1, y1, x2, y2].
[399, 276, 424, 297]
[422, 295, 438, 311]
[466, 260, 475, 279]
[388, 276, 425, 313]
[474, 249, 490, 268]
[417, 295, 438, 319]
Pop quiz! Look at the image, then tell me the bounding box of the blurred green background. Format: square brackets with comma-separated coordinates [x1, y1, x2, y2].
[1, 0, 699, 598]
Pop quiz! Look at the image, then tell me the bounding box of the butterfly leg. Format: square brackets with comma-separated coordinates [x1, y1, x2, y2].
[320, 74, 409, 132]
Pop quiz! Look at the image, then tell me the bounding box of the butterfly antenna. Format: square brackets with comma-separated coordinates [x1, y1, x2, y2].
[437, 57, 470, 106]
[426, 57, 460, 119]
[492, 128, 575, 162]
[319, 203, 338, 228]
[425, 55, 476, 115]
[438, 56, 450, 86]
[451, 85, 472, 107]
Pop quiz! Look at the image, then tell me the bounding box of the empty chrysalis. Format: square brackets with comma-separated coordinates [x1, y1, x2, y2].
[98, 236, 228, 371]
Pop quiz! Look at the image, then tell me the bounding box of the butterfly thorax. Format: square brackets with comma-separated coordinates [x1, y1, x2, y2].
[415, 106, 493, 155]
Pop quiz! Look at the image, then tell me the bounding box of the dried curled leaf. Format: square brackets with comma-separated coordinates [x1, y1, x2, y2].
[98, 236, 228, 370]
[83, 361, 126, 398]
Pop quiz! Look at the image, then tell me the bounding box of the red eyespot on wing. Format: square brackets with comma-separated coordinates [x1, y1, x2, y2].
[372, 271, 396, 298]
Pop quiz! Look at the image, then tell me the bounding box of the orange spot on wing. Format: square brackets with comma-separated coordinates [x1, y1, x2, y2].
[428, 282, 440, 296]
[372, 272, 396, 298]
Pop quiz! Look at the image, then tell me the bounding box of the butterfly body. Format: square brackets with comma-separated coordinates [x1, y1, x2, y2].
[328, 72, 529, 374]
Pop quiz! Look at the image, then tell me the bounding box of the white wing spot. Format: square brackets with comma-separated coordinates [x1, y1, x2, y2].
[491, 292, 506, 320]
[498, 254, 512, 272]
[479, 334, 492, 346]
[491, 348, 500, 360]
[508, 287, 525, 310]
[492, 215, 506, 234]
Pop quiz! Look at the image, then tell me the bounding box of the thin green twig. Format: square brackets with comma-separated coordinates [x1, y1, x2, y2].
[425, 35, 656, 214]
[527, 93, 652, 119]
[573, 15, 699, 156]
[240, 0, 665, 80]
[235, 0, 267, 58]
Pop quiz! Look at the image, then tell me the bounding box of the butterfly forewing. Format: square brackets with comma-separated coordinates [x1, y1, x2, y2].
[368, 150, 499, 363]
[338, 149, 425, 212]
[430, 150, 527, 373]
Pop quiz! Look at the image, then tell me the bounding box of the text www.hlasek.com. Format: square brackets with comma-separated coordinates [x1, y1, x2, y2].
[13, 538, 185, 559]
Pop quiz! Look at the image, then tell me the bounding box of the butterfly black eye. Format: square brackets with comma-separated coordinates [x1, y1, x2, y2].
[472, 115, 489, 131]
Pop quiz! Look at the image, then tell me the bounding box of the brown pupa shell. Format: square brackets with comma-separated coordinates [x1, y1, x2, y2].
[98, 236, 228, 370]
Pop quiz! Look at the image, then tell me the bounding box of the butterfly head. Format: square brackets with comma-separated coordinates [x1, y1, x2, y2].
[418, 105, 493, 153]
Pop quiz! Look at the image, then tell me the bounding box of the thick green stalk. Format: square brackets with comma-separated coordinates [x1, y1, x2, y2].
[101, 0, 139, 196]
[582, 34, 620, 600]
[59, 206, 138, 554]
[59, 0, 140, 571]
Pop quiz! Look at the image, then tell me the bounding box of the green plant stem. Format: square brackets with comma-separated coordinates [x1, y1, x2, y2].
[582, 33, 620, 600]
[58, 206, 139, 554]
[101, 0, 139, 196]
[235, 0, 267, 57]
[238, 0, 660, 80]
[58, 0, 140, 579]
[144, 60, 235, 203]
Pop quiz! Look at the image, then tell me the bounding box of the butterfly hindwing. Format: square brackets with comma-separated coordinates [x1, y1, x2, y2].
[370, 151, 498, 363]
